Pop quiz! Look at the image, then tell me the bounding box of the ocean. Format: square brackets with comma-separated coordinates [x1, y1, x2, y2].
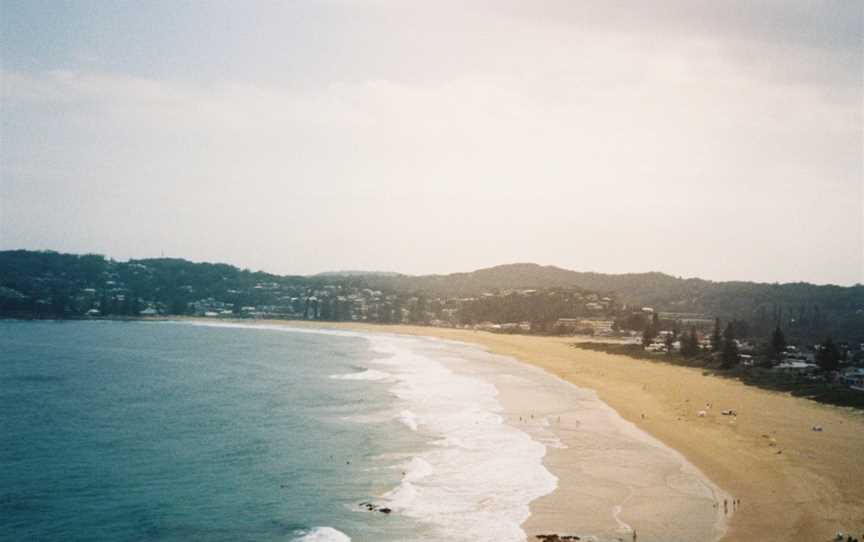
[0, 320, 555, 542]
[1, 320, 727, 542]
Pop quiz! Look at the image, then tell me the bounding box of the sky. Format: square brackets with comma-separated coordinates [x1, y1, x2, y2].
[1, 1, 862, 285]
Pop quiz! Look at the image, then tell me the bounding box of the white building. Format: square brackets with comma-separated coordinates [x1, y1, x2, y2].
[840, 368, 864, 391]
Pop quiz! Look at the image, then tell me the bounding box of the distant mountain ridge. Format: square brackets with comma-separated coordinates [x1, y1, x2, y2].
[356, 261, 860, 297]
[315, 270, 402, 278]
[352, 263, 864, 339]
[1, 251, 861, 341]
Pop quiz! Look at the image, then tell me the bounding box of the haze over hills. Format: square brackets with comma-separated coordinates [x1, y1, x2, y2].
[353, 262, 862, 308]
[2, 250, 862, 341]
[331, 263, 864, 341]
[315, 271, 402, 278]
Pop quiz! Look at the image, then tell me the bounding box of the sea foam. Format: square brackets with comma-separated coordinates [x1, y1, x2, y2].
[362, 336, 558, 542]
[330, 369, 393, 381]
[176, 321, 558, 541]
[293, 526, 351, 542]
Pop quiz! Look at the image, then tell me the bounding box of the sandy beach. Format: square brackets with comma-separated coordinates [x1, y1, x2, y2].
[199, 319, 864, 541]
[427, 336, 729, 541]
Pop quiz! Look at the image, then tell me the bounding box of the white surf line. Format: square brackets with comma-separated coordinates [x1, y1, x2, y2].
[165, 320, 733, 541]
[612, 488, 635, 535]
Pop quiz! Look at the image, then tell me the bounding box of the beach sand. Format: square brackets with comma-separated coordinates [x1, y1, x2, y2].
[192, 319, 864, 541]
[433, 339, 729, 542]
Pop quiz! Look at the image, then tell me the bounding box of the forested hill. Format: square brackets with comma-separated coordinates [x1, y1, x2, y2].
[357, 263, 862, 307]
[354, 263, 864, 338]
[0, 250, 312, 316]
[2, 251, 862, 341]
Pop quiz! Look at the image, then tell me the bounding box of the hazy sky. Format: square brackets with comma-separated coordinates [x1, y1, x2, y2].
[1, 1, 862, 284]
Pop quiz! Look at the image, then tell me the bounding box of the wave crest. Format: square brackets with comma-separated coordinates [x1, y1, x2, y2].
[329, 369, 392, 381]
[293, 526, 351, 542]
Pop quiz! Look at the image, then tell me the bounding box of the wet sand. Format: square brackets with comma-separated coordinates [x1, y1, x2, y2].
[430, 338, 729, 541]
[186, 319, 864, 541]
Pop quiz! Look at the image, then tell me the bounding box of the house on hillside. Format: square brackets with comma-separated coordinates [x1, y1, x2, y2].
[840, 367, 864, 392]
[577, 318, 615, 336]
[774, 360, 819, 376]
[554, 318, 581, 332]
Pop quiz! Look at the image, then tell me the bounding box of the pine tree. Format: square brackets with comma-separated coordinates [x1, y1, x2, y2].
[711, 318, 721, 352]
[769, 326, 786, 364]
[721, 322, 739, 368]
[681, 327, 700, 357]
[642, 312, 659, 347]
[690, 327, 700, 356]
[816, 337, 840, 372]
[129, 295, 140, 316]
[411, 295, 427, 324]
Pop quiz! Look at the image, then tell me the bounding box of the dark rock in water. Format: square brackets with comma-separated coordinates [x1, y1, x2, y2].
[358, 501, 392, 514]
[536, 535, 580, 541]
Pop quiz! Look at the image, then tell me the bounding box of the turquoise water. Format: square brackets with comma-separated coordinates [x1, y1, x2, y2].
[1, 320, 728, 542]
[1, 320, 429, 541]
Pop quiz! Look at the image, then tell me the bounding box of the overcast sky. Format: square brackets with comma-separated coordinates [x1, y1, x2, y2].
[1, 1, 862, 284]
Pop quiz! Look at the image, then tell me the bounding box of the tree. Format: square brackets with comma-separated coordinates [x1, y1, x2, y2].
[723, 321, 735, 341]
[379, 302, 389, 323]
[169, 297, 188, 315]
[769, 326, 786, 364]
[815, 337, 840, 372]
[664, 332, 675, 353]
[732, 319, 750, 339]
[320, 297, 332, 320]
[100, 293, 112, 315]
[50, 288, 68, 316]
[390, 300, 402, 324]
[410, 295, 428, 324]
[128, 294, 141, 316]
[721, 322, 739, 368]
[681, 327, 701, 357]
[642, 326, 655, 347]
[711, 318, 722, 352]
[642, 312, 659, 347]
[79, 254, 107, 284]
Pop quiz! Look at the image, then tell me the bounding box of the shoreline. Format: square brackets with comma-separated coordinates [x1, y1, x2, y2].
[425, 336, 731, 541]
[202, 318, 863, 542]
[51, 317, 864, 540]
[173, 318, 730, 540]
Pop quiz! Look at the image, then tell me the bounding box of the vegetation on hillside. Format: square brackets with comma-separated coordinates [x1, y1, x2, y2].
[2, 251, 862, 345]
[358, 263, 864, 343]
